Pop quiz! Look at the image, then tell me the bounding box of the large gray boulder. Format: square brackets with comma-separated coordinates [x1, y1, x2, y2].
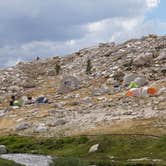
[0, 145, 7, 154]
[133, 52, 153, 66]
[133, 77, 148, 87]
[0, 154, 53, 166]
[122, 73, 139, 86]
[21, 79, 36, 88]
[123, 73, 148, 87]
[8, 86, 22, 93]
[58, 76, 80, 94]
[155, 50, 166, 61]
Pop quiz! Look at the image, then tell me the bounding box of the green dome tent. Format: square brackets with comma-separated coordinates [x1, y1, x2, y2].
[128, 82, 139, 89]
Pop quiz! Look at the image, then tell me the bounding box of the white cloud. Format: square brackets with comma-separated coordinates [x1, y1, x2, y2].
[0, 0, 165, 68]
[146, 0, 160, 9]
[2, 17, 164, 67]
[4, 58, 22, 67]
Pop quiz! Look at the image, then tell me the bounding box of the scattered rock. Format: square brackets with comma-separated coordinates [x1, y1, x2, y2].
[16, 123, 29, 131]
[8, 86, 22, 93]
[47, 69, 56, 76]
[91, 84, 110, 96]
[49, 119, 67, 127]
[0, 145, 7, 154]
[158, 87, 166, 95]
[113, 70, 125, 82]
[0, 110, 8, 117]
[161, 67, 166, 74]
[155, 50, 166, 61]
[35, 123, 48, 133]
[89, 144, 99, 153]
[21, 79, 36, 88]
[123, 111, 132, 115]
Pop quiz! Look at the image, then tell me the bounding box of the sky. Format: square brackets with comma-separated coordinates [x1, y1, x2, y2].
[0, 0, 165, 68]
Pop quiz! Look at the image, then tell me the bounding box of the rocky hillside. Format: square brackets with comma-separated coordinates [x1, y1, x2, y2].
[0, 34, 165, 137]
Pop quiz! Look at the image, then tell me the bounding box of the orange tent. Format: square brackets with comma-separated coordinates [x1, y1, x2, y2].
[125, 87, 157, 97]
[126, 90, 133, 97]
[147, 87, 157, 95]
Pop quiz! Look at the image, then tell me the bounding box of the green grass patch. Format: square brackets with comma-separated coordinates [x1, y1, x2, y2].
[0, 135, 166, 165]
[0, 158, 23, 166]
[50, 157, 88, 166]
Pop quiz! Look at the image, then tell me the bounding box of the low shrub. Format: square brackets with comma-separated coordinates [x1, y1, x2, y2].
[50, 157, 88, 166]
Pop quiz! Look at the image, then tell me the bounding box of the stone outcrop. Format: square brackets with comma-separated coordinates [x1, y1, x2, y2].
[58, 76, 80, 94]
[0, 34, 165, 137]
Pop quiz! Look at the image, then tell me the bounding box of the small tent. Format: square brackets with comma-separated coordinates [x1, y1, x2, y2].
[126, 87, 157, 97]
[13, 100, 22, 107]
[128, 82, 139, 88]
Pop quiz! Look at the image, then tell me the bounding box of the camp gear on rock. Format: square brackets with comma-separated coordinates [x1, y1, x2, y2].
[36, 96, 48, 104]
[26, 96, 35, 105]
[114, 84, 120, 92]
[125, 87, 157, 97]
[128, 82, 139, 88]
[12, 106, 20, 109]
[21, 96, 35, 105]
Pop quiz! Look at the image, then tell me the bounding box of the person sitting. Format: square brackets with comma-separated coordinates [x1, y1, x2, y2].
[9, 95, 22, 107]
[9, 95, 16, 106]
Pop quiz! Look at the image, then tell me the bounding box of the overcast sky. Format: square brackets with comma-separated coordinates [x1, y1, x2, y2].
[0, 0, 165, 68]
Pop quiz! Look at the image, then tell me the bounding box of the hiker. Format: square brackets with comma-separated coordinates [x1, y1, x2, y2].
[36, 56, 40, 60]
